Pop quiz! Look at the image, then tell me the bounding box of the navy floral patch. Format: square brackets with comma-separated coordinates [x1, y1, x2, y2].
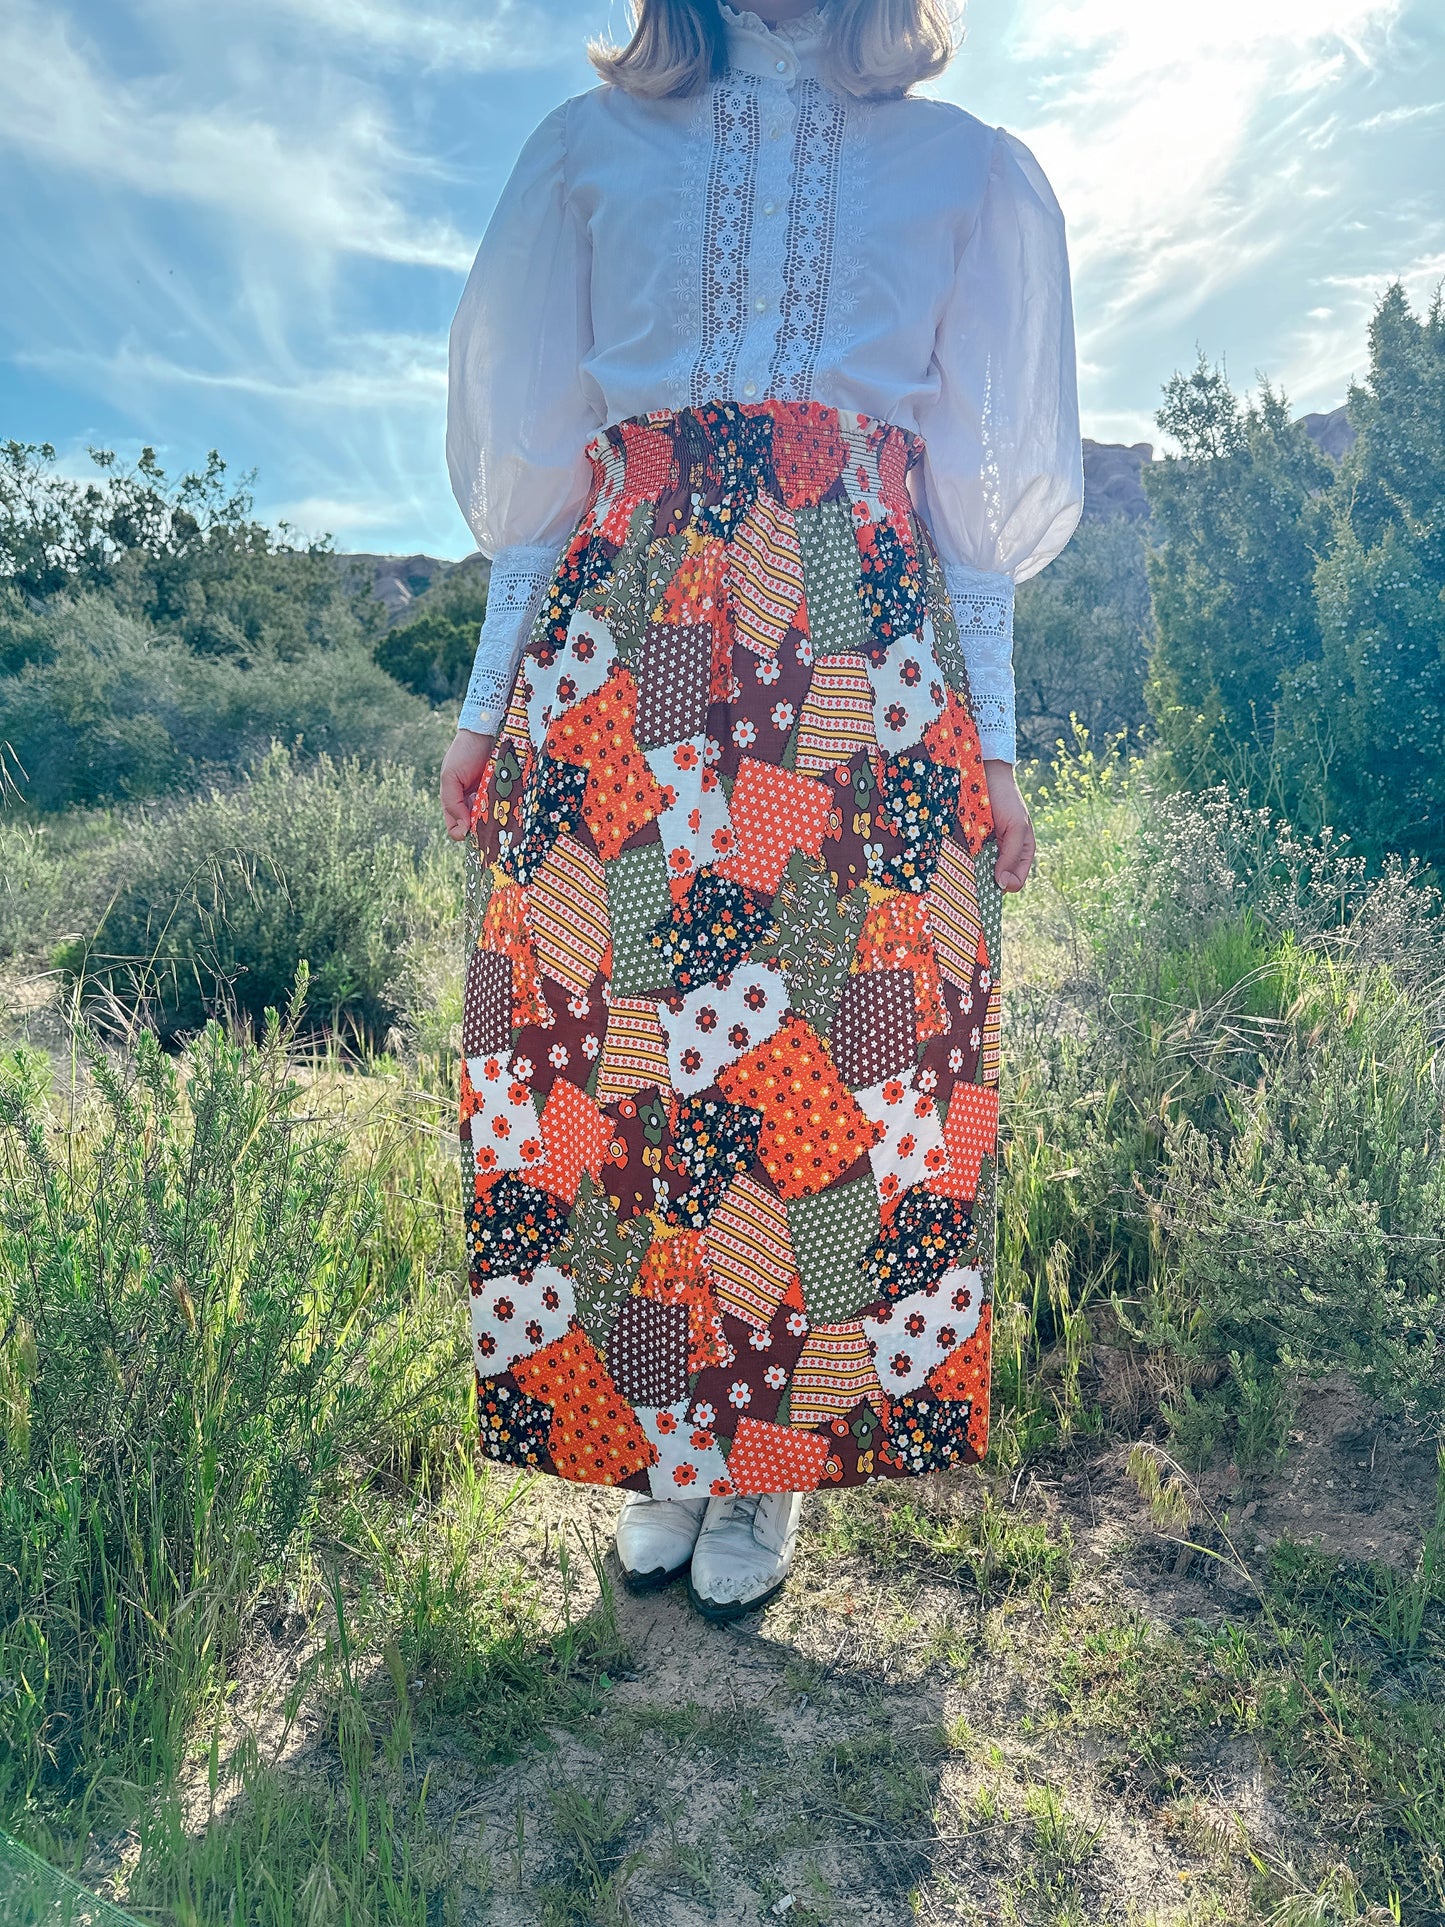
[651, 871, 775, 991]
[691, 401, 776, 542]
[661, 1092, 763, 1230]
[880, 1388, 974, 1476]
[531, 532, 616, 658]
[476, 1372, 554, 1469]
[504, 754, 590, 886]
[855, 519, 925, 664]
[467, 1174, 568, 1279]
[862, 1185, 974, 1303]
[875, 753, 960, 894]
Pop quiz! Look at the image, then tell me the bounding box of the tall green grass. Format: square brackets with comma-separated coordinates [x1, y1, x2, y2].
[992, 743, 1445, 1467]
[0, 996, 465, 1832]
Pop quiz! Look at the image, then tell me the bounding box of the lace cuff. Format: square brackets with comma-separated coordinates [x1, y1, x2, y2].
[456, 544, 561, 736]
[944, 562, 1016, 764]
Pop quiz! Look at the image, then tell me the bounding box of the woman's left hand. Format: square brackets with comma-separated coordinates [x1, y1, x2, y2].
[983, 760, 1035, 893]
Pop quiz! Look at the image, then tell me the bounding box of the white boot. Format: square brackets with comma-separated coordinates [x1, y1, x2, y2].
[687, 1491, 803, 1621]
[614, 1492, 709, 1592]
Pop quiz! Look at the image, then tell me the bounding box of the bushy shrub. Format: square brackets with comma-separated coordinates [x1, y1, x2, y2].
[1006, 753, 1445, 1443]
[1143, 289, 1445, 868]
[0, 442, 380, 660]
[60, 748, 456, 1044]
[1013, 515, 1151, 759]
[0, 596, 447, 811]
[373, 560, 489, 705]
[0, 1013, 464, 1815]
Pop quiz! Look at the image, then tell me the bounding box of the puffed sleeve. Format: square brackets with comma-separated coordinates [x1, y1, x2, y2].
[447, 100, 600, 735]
[914, 127, 1083, 762]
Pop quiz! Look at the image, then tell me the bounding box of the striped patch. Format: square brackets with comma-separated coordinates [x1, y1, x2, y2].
[595, 996, 672, 1103]
[528, 835, 609, 992]
[789, 1322, 883, 1427]
[499, 679, 531, 753]
[981, 981, 1001, 1088]
[728, 492, 804, 658]
[926, 837, 985, 990]
[701, 1174, 797, 1327]
[793, 654, 877, 774]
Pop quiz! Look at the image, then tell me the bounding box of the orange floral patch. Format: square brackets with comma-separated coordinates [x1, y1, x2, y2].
[480, 880, 546, 1030]
[533, 1077, 611, 1206]
[544, 666, 666, 862]
[719, 758, 833, 896]
[765, 400, 848, 510]
[923, 692, 993, 856]
[512, 1323, 655, 1485]
[717, 1014, 878, 1200]
[926, 1301, 992, 1407]
[637, 1229, 729, 1372]
[854, 891, 945, 1041]
[927, 1084, 1000, 1201]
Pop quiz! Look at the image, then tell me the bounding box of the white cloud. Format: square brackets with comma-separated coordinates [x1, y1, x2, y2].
[16, 336, 448, 413]
[0, 0, 471, 268]
[239, 0, 565, 71]
[999, 0, 1407, 339]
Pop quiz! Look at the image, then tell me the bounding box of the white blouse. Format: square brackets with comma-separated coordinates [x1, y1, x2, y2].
[446, 0, 1083, 761]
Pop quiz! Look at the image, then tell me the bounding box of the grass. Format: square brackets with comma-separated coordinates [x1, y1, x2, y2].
[2, 732, 1443, 1922]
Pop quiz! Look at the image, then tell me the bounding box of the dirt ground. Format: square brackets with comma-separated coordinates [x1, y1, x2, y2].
[219, 1368, 1439, 1927]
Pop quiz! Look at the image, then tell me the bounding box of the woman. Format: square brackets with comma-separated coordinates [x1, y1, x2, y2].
[440, 0, 1081, 1622]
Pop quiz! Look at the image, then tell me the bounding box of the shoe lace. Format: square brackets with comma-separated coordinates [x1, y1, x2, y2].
[715, 1493, 762, 1531]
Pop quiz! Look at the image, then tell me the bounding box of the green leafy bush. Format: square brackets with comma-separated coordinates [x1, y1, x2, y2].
[0, 1012, 464, 1818]
[373, 561, 489, 705]
[1013, 515, 1151, 759]
[0, 596, 446, 812]
[1005, 754, 1445, 1448]
[59, 749, 455, 1044]
[0, 442, 379, 659]
[1143, 288, 1445, 867]
[1277, 286, 1445, 867]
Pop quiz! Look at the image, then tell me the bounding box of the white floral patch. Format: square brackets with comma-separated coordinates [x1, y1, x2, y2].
[855, 1073, 948, 1209]
[471, 1264, 575, 1376]
[463, 1051, 544, 1179]
[525, 607, 617, 738]
[644, 735, 736, 882]
[659, 965, 789, 1095]
[868, 614, 946, 749]
[860, 1268, 985, 1394]
[634, 1400, 734, 1499]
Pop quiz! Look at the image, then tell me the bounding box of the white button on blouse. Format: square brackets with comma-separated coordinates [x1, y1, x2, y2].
[447, 0, 1084, 757]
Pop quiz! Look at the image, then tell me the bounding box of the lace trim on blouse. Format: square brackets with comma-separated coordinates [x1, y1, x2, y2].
[690, 79, 762, 404]
[945, 562, 1016, 761]
[769, 80, 846, 399]
[456, 544, 558, 736]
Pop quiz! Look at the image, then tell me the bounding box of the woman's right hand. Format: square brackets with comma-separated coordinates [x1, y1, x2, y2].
[440, 729, 495, 840]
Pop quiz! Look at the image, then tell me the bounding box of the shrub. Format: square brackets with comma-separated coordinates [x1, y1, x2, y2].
[0, 1012, 464, 1818]
[0, 442, 380, 660]
[1013, 515, 1151, 760]
[1004, 749, 1445, 1447]
[373, 561, 489, 705]
[0, 596, 447, 812]
[59, 748, 456, 1045]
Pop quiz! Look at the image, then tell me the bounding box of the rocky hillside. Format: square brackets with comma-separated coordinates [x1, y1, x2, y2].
[337, 548, 487, 623]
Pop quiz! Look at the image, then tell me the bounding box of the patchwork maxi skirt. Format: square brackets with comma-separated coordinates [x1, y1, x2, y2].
[460, 400, 1002, 1498]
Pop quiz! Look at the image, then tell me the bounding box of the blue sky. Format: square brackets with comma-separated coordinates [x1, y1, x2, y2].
[2, 0, 1441, 559]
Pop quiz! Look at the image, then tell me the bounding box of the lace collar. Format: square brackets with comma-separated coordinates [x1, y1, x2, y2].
[718, 0, 829, 77]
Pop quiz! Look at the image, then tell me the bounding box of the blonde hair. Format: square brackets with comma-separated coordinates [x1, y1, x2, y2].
[590, 0, 957, 101]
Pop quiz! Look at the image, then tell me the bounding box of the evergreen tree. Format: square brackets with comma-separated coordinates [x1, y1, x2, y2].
[1013, 513, 1151, 758]
[1278, 286, 1445, 866]
[1143, 358, 1334, 800]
